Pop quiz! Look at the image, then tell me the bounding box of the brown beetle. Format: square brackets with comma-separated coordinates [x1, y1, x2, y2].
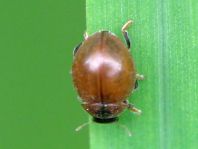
[72, 20, 144, 124]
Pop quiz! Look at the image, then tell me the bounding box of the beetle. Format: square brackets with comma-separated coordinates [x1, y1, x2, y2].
[72, 20, 144, 124]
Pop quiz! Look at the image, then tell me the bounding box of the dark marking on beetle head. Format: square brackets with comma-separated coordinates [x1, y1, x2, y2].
[92, 106, 119, 123]
[95, 106, 112, 119]
[81, 102, 126, 122]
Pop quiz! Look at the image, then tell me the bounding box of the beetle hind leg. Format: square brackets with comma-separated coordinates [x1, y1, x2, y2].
[123, 100, 142, 115]
[128, 103, 142, 115]
[121, 20, 132, 49]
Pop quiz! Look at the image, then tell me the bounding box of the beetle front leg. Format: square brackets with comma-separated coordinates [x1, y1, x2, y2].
[121, 20, 132, 49]
[84, 31, 89, 40]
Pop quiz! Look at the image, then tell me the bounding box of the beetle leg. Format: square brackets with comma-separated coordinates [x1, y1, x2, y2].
[134, 80, 139, 90]
[84, 31, 89, 40]
[128, 104, 142, 115]
[134, 74, 144, 90]
[128, 103, 142, 115]
[73, 42, 82, 56]
[121, 20, 132, 49]
[136, 74, 144, 80]
[123, 101, 142, 115]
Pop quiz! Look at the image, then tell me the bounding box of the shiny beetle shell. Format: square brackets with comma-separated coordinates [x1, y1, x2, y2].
[72, 31, 136, 122]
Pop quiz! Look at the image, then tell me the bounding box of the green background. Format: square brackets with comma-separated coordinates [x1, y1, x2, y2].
[0, 0, 89, 149]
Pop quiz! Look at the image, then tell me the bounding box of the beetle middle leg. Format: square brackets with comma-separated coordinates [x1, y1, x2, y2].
[134, 74, 144, 89]
[121, 20, 132, 49]
[136, 74, 144, 80]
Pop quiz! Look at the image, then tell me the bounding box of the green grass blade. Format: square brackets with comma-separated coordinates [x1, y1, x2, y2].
[86, 0, 198, 149]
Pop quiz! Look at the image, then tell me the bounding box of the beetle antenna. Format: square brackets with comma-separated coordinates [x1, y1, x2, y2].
[117, 123, 132, 137]
[75, 121, 91, 132]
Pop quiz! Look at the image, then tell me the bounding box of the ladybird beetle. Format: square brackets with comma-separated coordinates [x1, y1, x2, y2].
[72, 20, 144, 124]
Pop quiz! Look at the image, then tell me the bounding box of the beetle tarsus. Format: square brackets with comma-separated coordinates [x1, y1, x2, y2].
[122, 20, 133, 49]
[128, 103, 142, 115]
[136, 74, 144, 80]
[84, 31, 89, 40]
[122, 20, 133, 31]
